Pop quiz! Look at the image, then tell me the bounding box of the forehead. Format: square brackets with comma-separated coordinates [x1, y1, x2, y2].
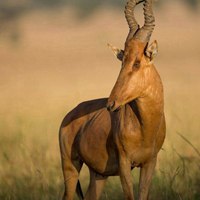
[125, 39, 146, 54]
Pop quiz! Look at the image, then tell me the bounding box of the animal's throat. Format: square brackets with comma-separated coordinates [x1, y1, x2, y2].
[129, 94, 164, 145]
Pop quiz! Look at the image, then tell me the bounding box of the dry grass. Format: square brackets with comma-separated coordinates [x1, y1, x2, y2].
[0, 2, 200, 199]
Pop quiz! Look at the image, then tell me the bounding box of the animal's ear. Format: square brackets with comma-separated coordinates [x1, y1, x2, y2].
[107, 43, 124, 61]
[145, 40, 158, 61]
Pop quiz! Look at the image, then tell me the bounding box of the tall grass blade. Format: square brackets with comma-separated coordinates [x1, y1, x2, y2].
[177, 132, 200, 157]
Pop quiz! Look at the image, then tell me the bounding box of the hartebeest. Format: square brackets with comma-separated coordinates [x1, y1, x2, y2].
[59, 0, 165, 199]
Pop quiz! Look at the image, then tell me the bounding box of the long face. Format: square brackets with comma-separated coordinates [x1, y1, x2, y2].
[106, 0, 156, 112]
[107, 39, 148, 112]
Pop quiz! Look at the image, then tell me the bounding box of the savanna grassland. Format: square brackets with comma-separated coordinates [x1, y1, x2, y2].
[0, 2, 200, 200]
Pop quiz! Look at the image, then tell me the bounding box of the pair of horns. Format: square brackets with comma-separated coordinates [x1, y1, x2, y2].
[125, 0, 155, 43]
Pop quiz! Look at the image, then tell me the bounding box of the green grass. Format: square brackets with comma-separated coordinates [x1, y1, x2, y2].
[0, 113, 199, 200]
[0, 2, 199, 199]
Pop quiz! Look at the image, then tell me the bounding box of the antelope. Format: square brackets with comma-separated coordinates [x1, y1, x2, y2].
[59, 0, 166, 199]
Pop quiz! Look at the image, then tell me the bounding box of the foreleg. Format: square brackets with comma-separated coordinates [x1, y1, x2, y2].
[138, 157, 157, 200]
[119, 157, 134, 200]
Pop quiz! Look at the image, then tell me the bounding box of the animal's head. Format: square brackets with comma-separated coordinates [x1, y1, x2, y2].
[107, 0, 158, 112]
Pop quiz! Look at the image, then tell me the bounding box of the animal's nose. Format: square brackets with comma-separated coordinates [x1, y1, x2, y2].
[106, 101, 115, 112]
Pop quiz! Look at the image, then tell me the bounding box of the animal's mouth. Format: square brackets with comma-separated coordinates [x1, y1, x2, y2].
[113, 105, 122, 112]
[106, 101, 122, 112]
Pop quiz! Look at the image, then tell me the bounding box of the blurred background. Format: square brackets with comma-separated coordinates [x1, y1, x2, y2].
[0, 0, 200, 199]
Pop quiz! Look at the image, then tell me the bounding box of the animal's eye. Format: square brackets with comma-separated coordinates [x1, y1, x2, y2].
[133, 60, 140, 68]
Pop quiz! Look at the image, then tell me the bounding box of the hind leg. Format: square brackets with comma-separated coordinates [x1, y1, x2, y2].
[62, 157, 83, 200]
[84, 169, 107, 200]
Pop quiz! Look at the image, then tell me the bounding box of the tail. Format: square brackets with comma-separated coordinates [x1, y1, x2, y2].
[76, 180, 84, 200]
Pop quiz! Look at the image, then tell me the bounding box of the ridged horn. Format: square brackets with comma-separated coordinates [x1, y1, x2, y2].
[125, 0, 144, 42]
[134, 0, 155, 43]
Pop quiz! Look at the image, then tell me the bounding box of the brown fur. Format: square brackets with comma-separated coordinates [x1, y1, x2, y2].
[59, 38, 165, 200]
[59, 0, 165, 199]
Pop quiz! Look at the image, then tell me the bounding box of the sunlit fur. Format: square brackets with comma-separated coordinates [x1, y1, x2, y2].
[107, 39, 161, 111]
[59, 0, 165, 199]
[59, 38, 165, 200]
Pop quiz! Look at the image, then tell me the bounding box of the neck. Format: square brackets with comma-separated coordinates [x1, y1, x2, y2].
[131, 68, 164, 146]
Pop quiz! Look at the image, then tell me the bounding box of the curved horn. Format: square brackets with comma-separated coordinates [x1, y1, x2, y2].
[125, 0, 144, 42]
[134, 0, 155, 43]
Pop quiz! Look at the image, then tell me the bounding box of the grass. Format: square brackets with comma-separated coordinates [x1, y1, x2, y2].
[0, 113, 199, 200]
[0, 115, 62, 200]
[0, 3, 200, 200]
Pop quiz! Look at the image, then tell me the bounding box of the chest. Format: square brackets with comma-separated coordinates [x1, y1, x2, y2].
[112, 108, 158, 165]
